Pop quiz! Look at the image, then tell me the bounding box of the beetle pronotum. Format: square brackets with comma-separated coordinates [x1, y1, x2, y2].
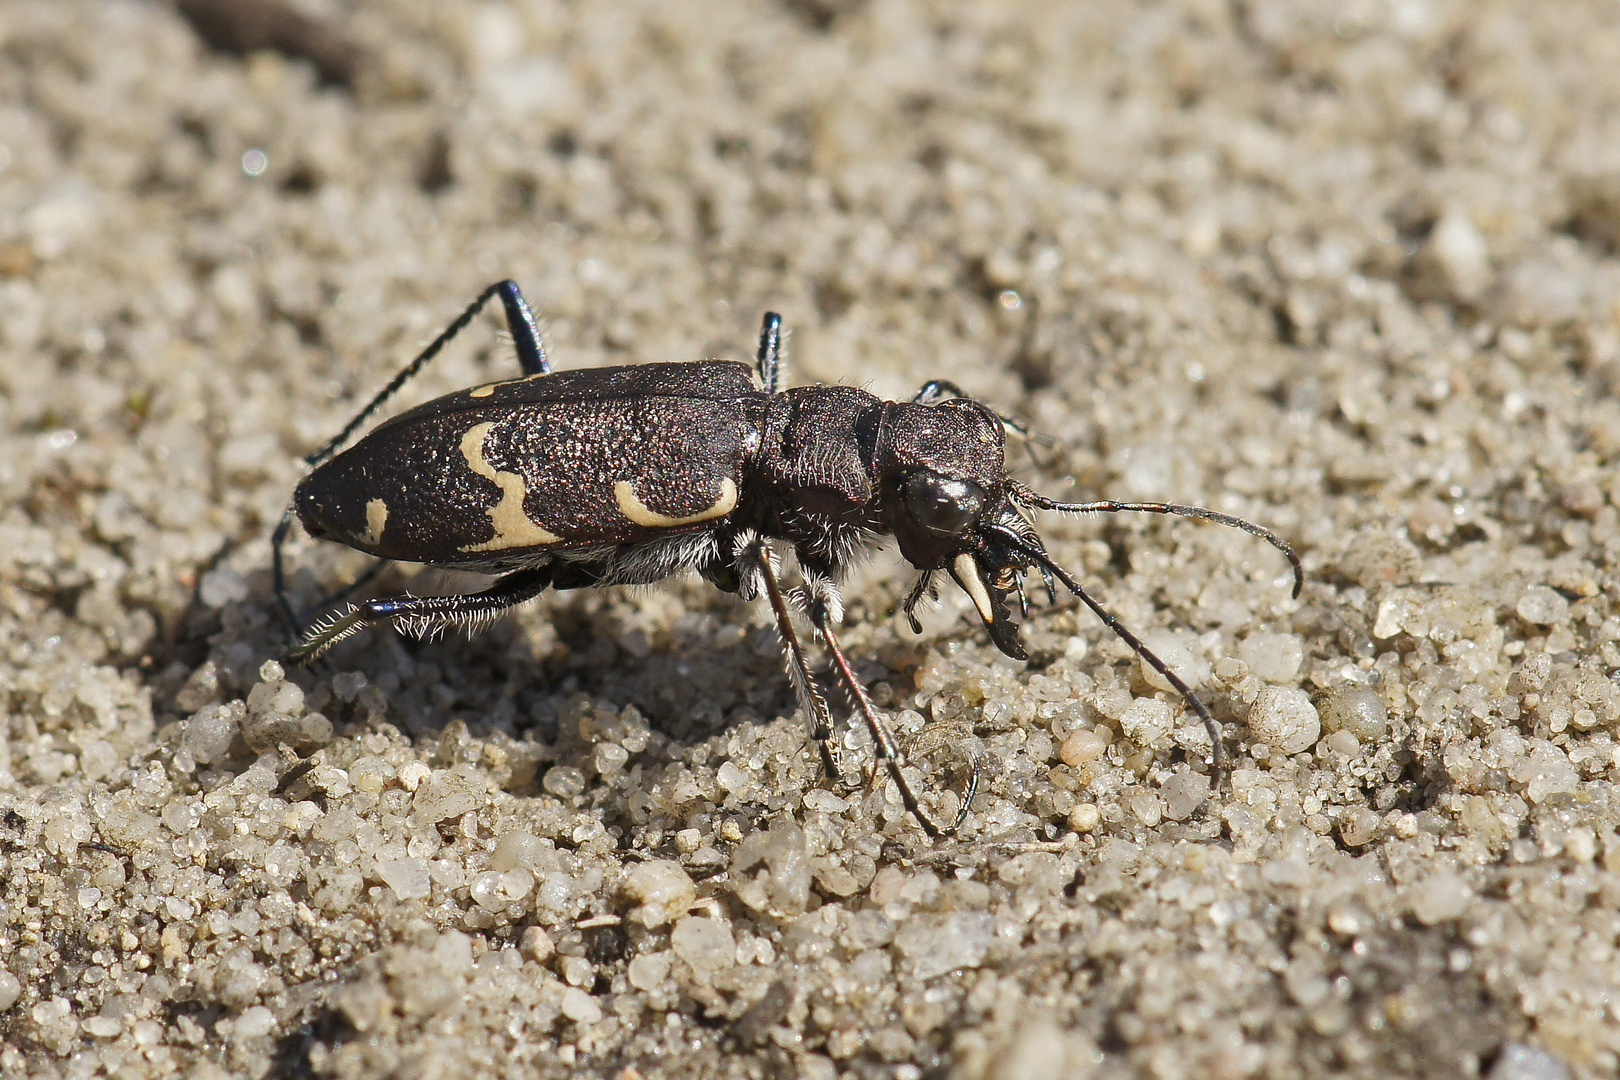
[272, 281, 1301, 836]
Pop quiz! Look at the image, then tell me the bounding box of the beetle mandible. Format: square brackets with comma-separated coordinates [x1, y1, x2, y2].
[272, 280, 1302, 836]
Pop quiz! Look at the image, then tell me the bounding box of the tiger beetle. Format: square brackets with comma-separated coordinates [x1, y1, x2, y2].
[272, 280, 1302, 837]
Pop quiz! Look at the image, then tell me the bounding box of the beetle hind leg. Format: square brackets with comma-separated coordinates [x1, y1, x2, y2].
[287, 567, 553, 664]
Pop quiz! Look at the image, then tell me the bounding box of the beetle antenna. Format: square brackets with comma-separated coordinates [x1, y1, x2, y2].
[985, 523, 1227, 791]
[1009, 482, 1302, 599]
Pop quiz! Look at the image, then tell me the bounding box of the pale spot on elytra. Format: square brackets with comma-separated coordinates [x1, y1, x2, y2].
[467, 372, 547, 399]
[614, 477, 738, 528]
[360, 498, 389, 547]
[457, 421, 562, 551]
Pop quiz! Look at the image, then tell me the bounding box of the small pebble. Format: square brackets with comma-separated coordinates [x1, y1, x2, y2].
[182, 704, 241, 764]
[412, 770, 483, 822]
[520, 927, 554, 963]
[542, 765, 587, 798]
[1409, 870, 1474, 925]
[620, 860, 697, 927]
[1337, 530, 1420, 588]
[671, 917, 735, 979]
[0, 970, 21, 1011]
[396, 762, 431, 791]
[1316, 685, 1387, 742]
[1059, 728, 1108, 766]
[1247, 687, 1320, 755]
[1515, 586, 1568, 627]
[1067, 803, 1101, 833]
[377, 859, 431, 901]
[560, 986, 602, 1024]
[893, 911, 993, 981]
[1237, 633, 1304, 683]
[1425, 205, 1491, 301]
[1136, 631, 1206, 693]
[627, 951, 671, 991]
[1488, 1042, 1571, 1080]
[234, 1005, 276, 1040]
[1118, 699, 1174, 746]
[1160, 772, 1207, 821]
[490, 830, 545, 873]
[1128, 793, 1162, 826]
[1514, 744, 1578, 803]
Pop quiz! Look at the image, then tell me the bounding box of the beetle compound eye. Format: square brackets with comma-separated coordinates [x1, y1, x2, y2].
[903, 472, 987, 537]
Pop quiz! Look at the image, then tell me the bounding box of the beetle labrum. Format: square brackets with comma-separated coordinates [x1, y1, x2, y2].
[273, 280, 1301, 836]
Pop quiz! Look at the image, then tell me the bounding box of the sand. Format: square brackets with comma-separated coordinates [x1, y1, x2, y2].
[3, 1, 1620, 1077]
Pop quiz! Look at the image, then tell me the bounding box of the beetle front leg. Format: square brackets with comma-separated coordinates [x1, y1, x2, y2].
[287, 566, 553, 663]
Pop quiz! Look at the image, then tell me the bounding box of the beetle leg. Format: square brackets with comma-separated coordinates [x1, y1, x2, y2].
[911, 379, 969, 405]
[808, 602, 977, 839]
[287, 566, 553, 663]
[274, 280, 553, 640]
[900, 571, 935, 634]
[495, 280, 549, 377]
[911, 379, 1032, 436]
[755, 312, 784, 395]
[303, 281, 549, 475]
[276, 553, 396, 642]
[748, 544, 841, 786]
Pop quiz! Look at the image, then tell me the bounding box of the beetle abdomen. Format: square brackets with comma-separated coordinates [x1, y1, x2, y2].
[296, 385, 763, 568]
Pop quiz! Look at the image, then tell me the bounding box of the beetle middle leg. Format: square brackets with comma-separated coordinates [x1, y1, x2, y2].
[754, 311, 784, 395]
[288, 566, 553, 663]
[742, 543, 841, 785]
[805, 596, 978, 838]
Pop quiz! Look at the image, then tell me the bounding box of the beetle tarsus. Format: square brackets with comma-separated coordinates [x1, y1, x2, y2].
[812, 607, 975, 838]
[287, 603, 367, 663]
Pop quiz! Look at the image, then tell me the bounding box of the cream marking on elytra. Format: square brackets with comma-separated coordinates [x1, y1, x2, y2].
[953, 553, 996, 624]
[468, 372, 548, 398]
[613, 477, 738, 528]
[457, 421, 563, 550]
[360, 498, 389, 547]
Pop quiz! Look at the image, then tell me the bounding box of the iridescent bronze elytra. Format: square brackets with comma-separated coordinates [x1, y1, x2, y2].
[273, 281, 1301, 836]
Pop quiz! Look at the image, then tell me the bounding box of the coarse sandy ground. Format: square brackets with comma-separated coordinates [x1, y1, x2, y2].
[4, 1, 1620, 1077]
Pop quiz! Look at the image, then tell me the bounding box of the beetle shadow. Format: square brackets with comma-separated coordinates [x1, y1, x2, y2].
[289, 565, 818, 779]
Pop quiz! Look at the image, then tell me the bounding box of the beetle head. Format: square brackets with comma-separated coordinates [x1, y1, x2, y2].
[878, 399, 1040, 660]
[877, 399, 1005, 565]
